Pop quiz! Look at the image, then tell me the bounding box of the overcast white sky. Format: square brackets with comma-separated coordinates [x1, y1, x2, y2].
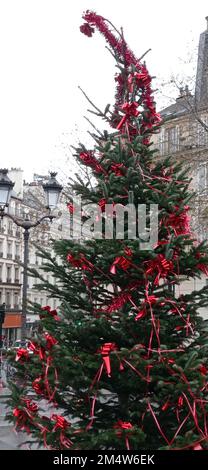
[0, 0, 207, 181]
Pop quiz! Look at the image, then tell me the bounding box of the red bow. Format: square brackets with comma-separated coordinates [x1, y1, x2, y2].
[110, 256, 131, 274]
[145, 255, 174, 285]
[117, 102, 139, 130]
[39, 305, 59, 320]
[15, 348, 29, 362]
[32, 376, 44, 396]
[67, 253, 94, 273]
[23, 399, 38, 413]
[114, 420, 133, 450]
[110, 163, 125, 176]
[51, 414, 70, 431]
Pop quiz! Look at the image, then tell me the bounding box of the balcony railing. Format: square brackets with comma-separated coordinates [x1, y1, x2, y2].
[6, 278, 12, 283]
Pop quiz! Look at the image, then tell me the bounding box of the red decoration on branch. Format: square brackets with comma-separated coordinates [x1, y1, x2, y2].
[67, 253, 94, 273]
[23, 398, 38, 413]
[114, 420, 133, 450]
[44, 333, 58, 350]
[145, 254, 174, 285]
[163, 205, 191, 236]
[80, 23, 94, 37]
[32, 376, 45, 396]
[110, 256, 131, 274]
[116, 102, 139, 130]
[67, 202, 74, 214]
[39, 306, 59, 321]
[15, 348, 29, 362]
[110, 163, 125, 176]
[79, 151, 104, 174]
[98, 342, 118, 377]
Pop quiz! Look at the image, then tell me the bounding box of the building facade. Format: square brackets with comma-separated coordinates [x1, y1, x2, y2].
[0, 170, 70, 344]
[0, 191, 23, 344]
[152, 18, 208, 317]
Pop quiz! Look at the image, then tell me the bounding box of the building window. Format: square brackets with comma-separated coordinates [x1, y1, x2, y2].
[15, 267, 19, 283]
[14, 292, 19, 308]
[7, 266, 12, 282]
[197, 118, 208, 147]
[7, 242, 12, 259]
[0, 264, 2, 282]
[0, 240, 3, 258]
[15, 243, 20, 260]
[198, 163, 208, 193]
[6, 291, 11, 308]
[165, 126, 179, 153]
[8, 221, 13, 235]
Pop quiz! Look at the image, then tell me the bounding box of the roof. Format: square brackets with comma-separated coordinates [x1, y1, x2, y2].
[160, 96, 194, 119]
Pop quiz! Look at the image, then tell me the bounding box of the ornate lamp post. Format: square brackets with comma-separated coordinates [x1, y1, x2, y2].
[0, 169, 63, 339]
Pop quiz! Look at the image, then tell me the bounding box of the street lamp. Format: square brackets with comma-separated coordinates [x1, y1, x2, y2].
[0, 169, 15, 210]
[0, 169, 63, 340]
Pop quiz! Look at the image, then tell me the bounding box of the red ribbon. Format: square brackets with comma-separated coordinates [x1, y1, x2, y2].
[98, 342, 118, 377]
[44, 333, 58, 350]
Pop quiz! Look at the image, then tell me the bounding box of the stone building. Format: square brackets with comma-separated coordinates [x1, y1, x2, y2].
[152, 18, 208, 317]
[0, 169, 70, 343]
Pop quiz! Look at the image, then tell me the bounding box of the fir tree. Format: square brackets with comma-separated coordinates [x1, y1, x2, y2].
[7, 11, 208, 450]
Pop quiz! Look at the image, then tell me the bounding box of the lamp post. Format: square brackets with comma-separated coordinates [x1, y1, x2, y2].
[0, 169, 63, 340]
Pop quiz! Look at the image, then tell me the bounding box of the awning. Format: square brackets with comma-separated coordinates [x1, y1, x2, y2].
[3, 314, 22, 328]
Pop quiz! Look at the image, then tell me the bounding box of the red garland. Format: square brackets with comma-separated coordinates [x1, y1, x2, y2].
[79, 151, 104, 174]
[80, 10, 161, 135]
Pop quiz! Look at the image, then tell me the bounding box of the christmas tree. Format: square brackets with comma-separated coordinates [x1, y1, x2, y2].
[7, 11, 208, 450]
